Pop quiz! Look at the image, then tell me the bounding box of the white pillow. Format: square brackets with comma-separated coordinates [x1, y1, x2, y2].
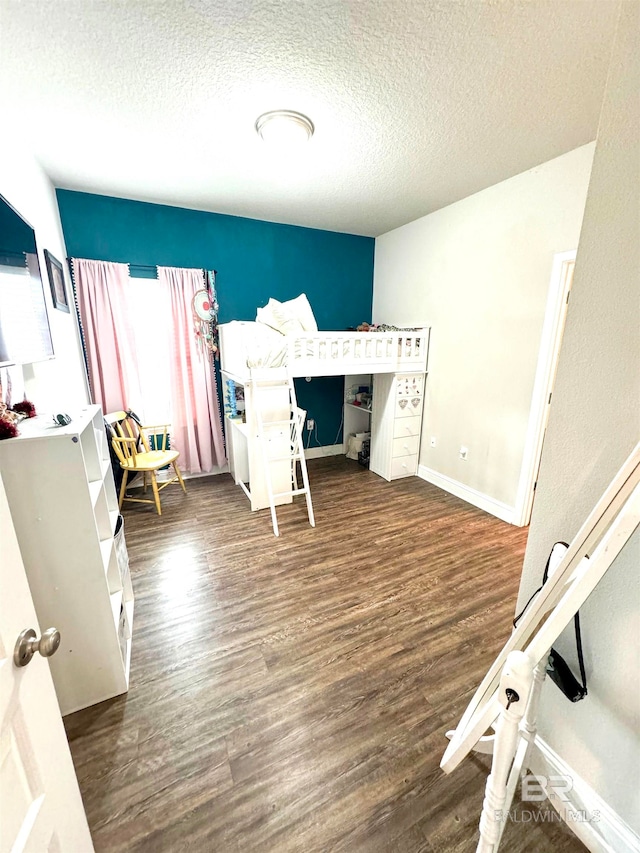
[256, 299, 304, 335]
[282, 293, 318, 332]
[256, 294, 318, 334]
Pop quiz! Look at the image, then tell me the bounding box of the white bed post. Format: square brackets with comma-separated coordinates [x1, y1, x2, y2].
[477, 650, 535, 853]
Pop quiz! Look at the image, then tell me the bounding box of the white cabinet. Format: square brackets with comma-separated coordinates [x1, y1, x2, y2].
[0, 405, 133, 715]
[370, 372, 425, 480]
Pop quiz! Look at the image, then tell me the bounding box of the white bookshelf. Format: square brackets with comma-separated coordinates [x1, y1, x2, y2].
[343, 374, 373, 455]
[0, 405, 134, 715]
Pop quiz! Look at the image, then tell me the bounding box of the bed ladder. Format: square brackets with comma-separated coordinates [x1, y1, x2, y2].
[252, 373, 315, 537]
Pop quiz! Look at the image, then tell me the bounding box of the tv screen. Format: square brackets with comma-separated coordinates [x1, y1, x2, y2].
[0, 193, 54, 367]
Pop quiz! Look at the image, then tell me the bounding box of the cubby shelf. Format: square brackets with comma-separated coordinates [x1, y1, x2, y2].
[343, 374, 374, 461]
[100, 537, 113, 571]
[0, 405, 134, 715]
[110, 590, 123, 628]
[89, 478, 103, 507]
[344, 402, 372, 414]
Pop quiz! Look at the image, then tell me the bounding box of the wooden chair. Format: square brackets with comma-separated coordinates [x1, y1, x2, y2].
[105, 411, 186, 516]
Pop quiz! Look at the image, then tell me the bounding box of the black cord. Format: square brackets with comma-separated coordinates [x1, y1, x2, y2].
[574, 612, 588, 693]
[521, 540, 588, 701]
[513, 584, 543, 628]
[513, 540, 570, 628]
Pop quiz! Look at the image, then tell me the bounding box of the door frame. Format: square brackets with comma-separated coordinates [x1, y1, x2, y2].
[514, 250, 576, 527]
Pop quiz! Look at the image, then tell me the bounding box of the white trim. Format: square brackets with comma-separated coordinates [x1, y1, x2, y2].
[417, 464, 516, 524]
[528, 736, 640, 853]
[304, 444, 344, 460]
[180, 466, 229, 479]
[514, 249, 576, 527]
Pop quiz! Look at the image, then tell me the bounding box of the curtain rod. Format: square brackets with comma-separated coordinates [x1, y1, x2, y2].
[68, 259, 217, 280]
[125, 263, 219, 279]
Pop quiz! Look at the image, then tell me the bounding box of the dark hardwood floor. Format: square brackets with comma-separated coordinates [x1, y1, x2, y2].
[65, 457, 585, 852]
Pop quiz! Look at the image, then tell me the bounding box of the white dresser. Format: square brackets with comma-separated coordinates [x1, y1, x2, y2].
[0, 405, 134, 715]
[369, 372, 425, 480]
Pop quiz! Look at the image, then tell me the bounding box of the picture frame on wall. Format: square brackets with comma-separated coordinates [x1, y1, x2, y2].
[44, 250, 70, 313]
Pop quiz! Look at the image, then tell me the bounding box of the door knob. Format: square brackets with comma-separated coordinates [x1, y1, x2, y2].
[13, 627, 61, 667]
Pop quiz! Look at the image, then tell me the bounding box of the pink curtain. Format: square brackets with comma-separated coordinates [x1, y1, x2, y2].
[73, 259, 140, 415]
[158, 266, 226, 473]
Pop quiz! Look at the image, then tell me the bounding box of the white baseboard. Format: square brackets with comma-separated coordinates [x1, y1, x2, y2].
[304, 444, 344, 460]
[417, 464, 517, 525]
[528, 736, 640, 853]
[180, 466, 229, 480]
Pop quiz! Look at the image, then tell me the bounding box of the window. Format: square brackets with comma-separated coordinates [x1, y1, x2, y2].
[127, 277, 172, 426]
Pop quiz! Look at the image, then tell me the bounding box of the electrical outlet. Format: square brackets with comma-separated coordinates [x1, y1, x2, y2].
[459, 446, 468, 461]
[430, 436, 437, 447]
[306, 419, 315, 431]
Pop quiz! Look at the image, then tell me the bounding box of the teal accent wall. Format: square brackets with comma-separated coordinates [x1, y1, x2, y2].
[56, 190, 374, 446]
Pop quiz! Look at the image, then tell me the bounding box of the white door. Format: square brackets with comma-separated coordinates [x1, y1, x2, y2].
[0, 472, 93, 853]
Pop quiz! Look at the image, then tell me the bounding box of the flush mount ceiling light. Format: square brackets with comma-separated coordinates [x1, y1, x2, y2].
[255, 110, 314, 145]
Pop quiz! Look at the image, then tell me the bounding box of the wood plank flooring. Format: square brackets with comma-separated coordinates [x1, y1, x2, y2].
[64, 458, 586, 852]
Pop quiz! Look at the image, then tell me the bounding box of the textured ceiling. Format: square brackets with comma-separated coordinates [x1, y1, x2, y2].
[0, 0, 619, 236]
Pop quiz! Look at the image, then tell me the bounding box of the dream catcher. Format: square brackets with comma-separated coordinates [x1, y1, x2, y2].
[192, 270, 219, 356]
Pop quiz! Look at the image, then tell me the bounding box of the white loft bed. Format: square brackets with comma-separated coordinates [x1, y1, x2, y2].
[219, 321, 431, 381]
[220, 321, 431, 521]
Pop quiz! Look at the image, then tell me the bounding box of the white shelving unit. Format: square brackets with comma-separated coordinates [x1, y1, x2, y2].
[0, 405, 134, 715]
[343, 373, 373, 455]
[370, 372, 425, 480]
[343, 372, 426, 480]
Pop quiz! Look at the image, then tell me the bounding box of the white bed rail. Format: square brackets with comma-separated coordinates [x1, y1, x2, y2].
[287, 329, 430, 377]
[219, 322, 430, 381]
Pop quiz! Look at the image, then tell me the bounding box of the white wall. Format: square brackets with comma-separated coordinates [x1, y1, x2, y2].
[0, 140, 88, 413]
[517, 1, 639, 833]
[373, 144, 594, 517]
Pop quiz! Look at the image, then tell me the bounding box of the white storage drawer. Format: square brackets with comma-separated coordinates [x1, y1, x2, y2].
[393, 416, 422, 438]
[392, 435, 420, 457]
[395, 397, 423, 418]
[395, 374, 424, 397]
[369, 370, 426, 483]
[391, 454, 418, 478]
